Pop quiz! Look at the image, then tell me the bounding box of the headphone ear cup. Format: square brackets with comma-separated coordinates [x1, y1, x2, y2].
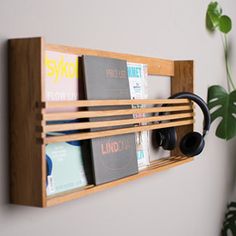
[180, 132, 205, 157]
[155, 127, 177, 150]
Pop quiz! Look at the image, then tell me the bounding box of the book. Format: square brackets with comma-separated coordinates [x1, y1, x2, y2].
[46, 139, 88, 194]
[127, 62, 150, 169]
[82, 55, 138, 185]
[45, 51, 88, 195]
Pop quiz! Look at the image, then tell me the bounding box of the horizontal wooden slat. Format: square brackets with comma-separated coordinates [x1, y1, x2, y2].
[46, 156, 193, 207]
[148, 156, 187, 169]
[43, 105, 192, 121]
[41, 98, 190, 108]
[46, 43, 174, 76]
[42, 119, 194, 144]
[43, 112, 194, 132]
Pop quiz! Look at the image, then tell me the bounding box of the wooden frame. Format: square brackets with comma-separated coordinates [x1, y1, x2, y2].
[9, 37, 194, 207]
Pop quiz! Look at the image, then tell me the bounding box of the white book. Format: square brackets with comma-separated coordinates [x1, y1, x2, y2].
[127, 62, 150, 170]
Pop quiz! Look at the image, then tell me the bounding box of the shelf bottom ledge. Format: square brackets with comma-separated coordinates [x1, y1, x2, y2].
[46, 156, 193, 207]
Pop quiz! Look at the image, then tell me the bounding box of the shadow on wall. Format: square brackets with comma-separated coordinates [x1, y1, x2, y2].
[218, 138, 236, 230]
[0, 38, 10, 207]
[228, 139, 236, 196]
[0, 39, 30, 212]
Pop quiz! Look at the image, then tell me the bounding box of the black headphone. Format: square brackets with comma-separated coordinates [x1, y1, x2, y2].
[155, 92, 211, 157]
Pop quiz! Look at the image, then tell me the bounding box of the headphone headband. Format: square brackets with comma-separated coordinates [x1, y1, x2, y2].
[170, 92, 211, 135]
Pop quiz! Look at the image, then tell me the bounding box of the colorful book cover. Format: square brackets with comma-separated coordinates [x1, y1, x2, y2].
[45, 51, 88, 195]
[82, 55, 138, 185]
[127, 62, 150, 169]
[46, 140, 87, 194]
[45, 51, 79, 102]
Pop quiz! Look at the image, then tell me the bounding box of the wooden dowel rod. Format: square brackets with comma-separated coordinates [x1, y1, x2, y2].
[147, 159, 184, 170]
[43, 105, 192, 121]
[147, 156, 189, 170]
[150, 157, 183, 166]
[149, 156, 183, 166]
[41, 98, 190, 108]
[43, 112, 193, 132]
[42, 119, 194, 144]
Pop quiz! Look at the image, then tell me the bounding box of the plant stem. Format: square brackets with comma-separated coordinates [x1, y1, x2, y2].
[221, 34, 231, 91]
[222, 34, 235, 92]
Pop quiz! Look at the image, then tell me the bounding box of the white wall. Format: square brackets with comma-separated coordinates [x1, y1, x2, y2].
[0, 0, 236, 235]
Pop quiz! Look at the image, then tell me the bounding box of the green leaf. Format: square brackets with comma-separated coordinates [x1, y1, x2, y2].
[219, 15, 232, 33]
[207, 1, 222, 16]
[207, 85, 236, 140]
[206, 12, 216, 31]
[222, 202, 236, 235]
[206, 1, 222, 31]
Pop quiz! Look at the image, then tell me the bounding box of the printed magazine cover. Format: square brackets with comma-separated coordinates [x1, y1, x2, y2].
[127, 62, 150, 169]
[82, 55, 138, 185]
[45, 51, 88, 195]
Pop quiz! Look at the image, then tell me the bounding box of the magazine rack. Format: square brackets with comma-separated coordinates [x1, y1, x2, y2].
[9, 37, 194, 207]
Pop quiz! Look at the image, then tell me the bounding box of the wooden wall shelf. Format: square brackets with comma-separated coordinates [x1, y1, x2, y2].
[9, 37, 194, 207]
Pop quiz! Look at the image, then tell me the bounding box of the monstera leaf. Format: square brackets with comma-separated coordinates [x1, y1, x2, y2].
[222, 202, 236, 236]
[208, 85, 236, 140]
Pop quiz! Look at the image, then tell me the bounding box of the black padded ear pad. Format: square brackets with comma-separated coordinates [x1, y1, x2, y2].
[180, 132, 205, 157]
[155, 127, 177, 150]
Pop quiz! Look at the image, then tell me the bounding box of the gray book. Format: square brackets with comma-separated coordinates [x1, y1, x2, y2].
[82, 55, 138, 185]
